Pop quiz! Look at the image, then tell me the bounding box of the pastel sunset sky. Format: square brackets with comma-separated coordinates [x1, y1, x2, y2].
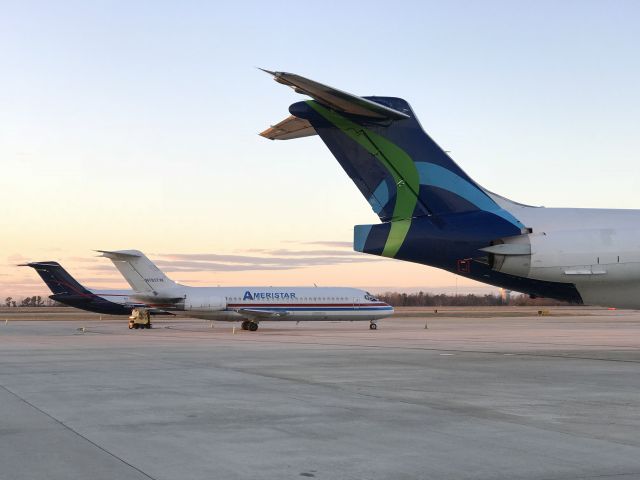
[2, 1, 639, 298]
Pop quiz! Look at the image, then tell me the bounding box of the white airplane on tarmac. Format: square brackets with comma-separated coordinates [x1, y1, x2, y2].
[97, 250, 393, 331]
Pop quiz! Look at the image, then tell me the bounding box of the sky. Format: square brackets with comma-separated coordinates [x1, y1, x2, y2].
[1, 0, 640, 298]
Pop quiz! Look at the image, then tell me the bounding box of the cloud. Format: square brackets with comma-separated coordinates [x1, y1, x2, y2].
[79, 264, 118, 272]
[4, 244, 383, 293]
[147, 248, 382, 272]
[303, 240, 353, 248]
[67, 256, 103, 263]
[247, 249, 359, 257]
[282, 240, 353, 248]
[155, 257, 379, 272]
[155, 261, 296, 272]
[7, 254, 29, 262]
[158, 253, 292, 264]
[5, 279, 43, 287]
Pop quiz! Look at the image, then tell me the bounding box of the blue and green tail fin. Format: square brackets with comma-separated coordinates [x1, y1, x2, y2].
[261, 71, 525, 257]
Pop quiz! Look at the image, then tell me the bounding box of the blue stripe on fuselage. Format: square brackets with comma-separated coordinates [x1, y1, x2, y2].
[230, 306, 393, 312]
[415, 162, 523, 227]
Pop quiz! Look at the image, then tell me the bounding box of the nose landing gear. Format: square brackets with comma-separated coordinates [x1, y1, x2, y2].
[369, 322, 378, 330]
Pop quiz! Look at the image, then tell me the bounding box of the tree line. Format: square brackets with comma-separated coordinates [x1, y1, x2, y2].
[4, 296, 62, 307]
[3, 292, 571, 308]
[376, 291, 571, 307]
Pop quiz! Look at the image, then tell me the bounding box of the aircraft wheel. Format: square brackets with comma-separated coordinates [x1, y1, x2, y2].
[133, 324, 139, 329]
[370, 323, 377, 330]
[248, 322, 259, 332]
[241, 321, 250, 330]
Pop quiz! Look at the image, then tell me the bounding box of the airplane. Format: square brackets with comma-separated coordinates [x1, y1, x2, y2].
[94, 249, 393, 330]
[20, 261, 144, 315]
[261, 70, 640, 309]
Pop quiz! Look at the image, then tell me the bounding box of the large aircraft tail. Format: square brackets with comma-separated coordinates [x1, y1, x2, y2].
[261, 71, 526, 258]
[97, 250, 177, 293]
[21, 261, 92, 296]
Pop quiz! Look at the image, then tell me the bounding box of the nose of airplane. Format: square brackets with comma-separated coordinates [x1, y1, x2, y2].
[378, 301, 394, 318]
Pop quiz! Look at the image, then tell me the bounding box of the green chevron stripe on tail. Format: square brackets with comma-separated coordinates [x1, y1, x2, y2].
[306, 101, 421, 258]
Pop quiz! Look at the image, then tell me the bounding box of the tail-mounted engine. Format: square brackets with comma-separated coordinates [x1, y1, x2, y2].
[180, 294, 227, 312]
[481, 234, 532, 277]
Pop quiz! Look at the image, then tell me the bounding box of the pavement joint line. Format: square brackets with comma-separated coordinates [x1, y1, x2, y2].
[0, 383, 158, 480]
[80, 323, 640, 348]
[69, 347, 640, 450]
[221, 364, 640, 450]
[159, 325, 640, 350]
[69, 325, 640, 364]
[540, 472, 640, 480]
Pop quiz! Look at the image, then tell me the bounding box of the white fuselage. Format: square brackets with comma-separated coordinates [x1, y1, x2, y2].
[490, 199, 640, 308]
[92, 286, 394, 322]
[90, 289, 138, 304]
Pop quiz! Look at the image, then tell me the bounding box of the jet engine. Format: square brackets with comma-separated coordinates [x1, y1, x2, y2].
[182, 293, 227, 311]
[483, 228, 640, 283]
[482, 234, 532, 277]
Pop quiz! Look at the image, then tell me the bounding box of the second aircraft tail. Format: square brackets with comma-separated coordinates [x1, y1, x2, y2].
[97, 250, 177, 293]
[21, 261, 91, 296]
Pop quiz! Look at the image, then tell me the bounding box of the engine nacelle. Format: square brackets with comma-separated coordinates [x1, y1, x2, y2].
[486, 228, 640, 283]
[485, 234, 532, 277]
[182, 293, 226, 311]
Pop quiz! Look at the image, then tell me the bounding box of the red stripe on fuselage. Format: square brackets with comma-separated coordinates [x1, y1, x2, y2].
[227, 303, 388, 308]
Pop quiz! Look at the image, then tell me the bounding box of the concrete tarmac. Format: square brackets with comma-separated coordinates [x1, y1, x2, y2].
[1, 308, 639, 480]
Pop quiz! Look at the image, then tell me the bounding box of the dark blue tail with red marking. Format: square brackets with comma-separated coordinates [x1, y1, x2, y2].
[22, 261, 132, 315]
[24, 262, 91, 296]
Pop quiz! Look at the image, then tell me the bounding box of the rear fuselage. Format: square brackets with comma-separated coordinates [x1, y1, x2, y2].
[366, 205, 640, 308]
[480, 206, 640, 309]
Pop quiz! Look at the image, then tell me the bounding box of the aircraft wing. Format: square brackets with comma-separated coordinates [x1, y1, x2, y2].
[235, 308, 289, 320]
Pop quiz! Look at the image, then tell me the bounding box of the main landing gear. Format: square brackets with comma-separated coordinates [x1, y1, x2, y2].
[241, 320, 259, 332]
[369, 322, 378, 330]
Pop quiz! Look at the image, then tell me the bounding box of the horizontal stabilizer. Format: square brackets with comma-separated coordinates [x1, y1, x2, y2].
[260, 69, 409, 120]
[18, 261, 60, 267]
[96, 250, 142, 259]
[260, 115, 316, 140]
